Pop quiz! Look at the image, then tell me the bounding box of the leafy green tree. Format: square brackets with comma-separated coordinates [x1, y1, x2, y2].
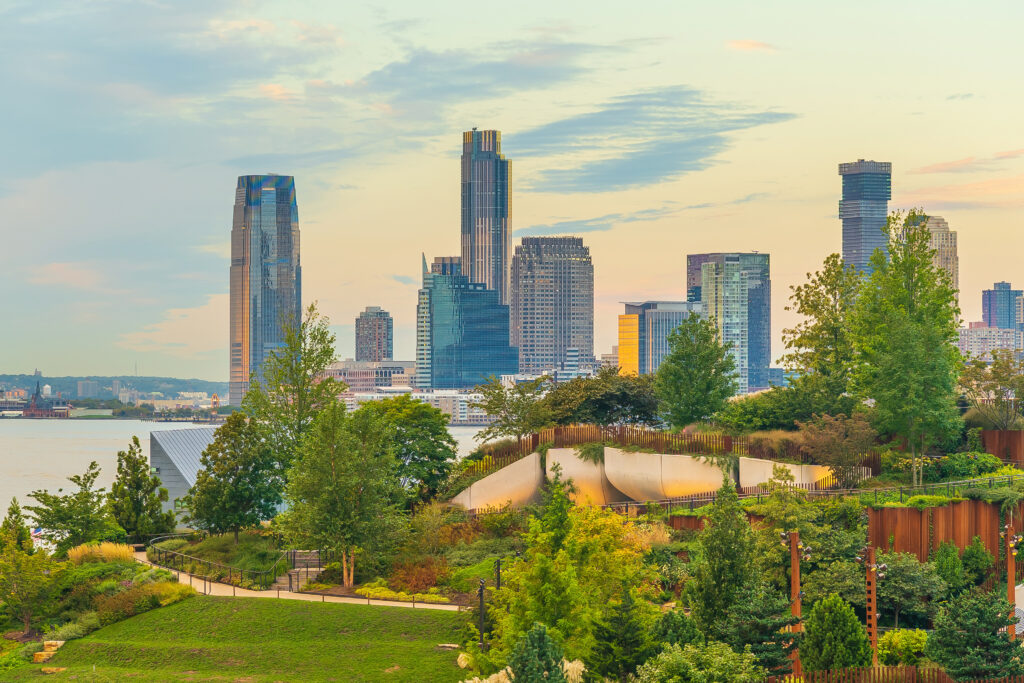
[655, 313, 738, 429]
[803, 560, 866, 609]
[0, 544, 58, 634]
[185, 413, 283, 544]
[933, 541, 966, 596]
[927, 589, 1024, 680]
[961, 535, 995, 586]
[26, 462, 122, 556]
[850, 211, 962, 485]
[782, 253, 862, 414]
[876, 551, 945, 627]
[541, 367, 660, 427]
[878, 628, 927, 666]
[800, 593, 872, 672]
[713, 385, 819, 432]
[473, 376, 552, 442]
[960, 348, 1024, 430]
[507, 623, 567, 683]
[721, 580, 800, 675]
[652, 609, 703, 648]
[281, 403, 405, 587]
[1, 498, 33, 552]
[108, 436, 175, 540]
[350, 394, 457, 504]
[685, 477, 753, 637]
[635, 641, 766, 683]
[243, 302, 341, 467]
[797, 413, 877, 487]
[587, 588, 655, 681]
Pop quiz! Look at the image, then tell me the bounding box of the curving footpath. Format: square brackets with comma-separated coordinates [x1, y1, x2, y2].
[133, 552, 461, 612]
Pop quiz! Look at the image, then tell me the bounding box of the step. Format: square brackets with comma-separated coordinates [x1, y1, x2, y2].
[33, 651, 55, 663]
[43, 641, 65, 652]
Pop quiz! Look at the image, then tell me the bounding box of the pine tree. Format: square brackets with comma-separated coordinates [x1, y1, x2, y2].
[652, 609, 703, 648]
[587, 588, 655, 681]
[933, 541, 965, 596]
[800, 593, 872, 672]
[507, 623, 567, 683]
[108, 435, 175, 541]
[721, 580, 800, 675]
[961, 536, 995, 586]
[927, 588, 1024, 680]
[0, 497, 33, 552]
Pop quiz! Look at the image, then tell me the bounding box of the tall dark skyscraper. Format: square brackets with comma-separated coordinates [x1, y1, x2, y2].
[511, 237, 594, 374]
[688, 253, 771, 394]
[415, 255, 518, 389]
[839, 159, 891, 273]
[461, 129, 510, 304]
[229, 174, 301, 405]
[355, 306, 393, 362]
[982, 281, 1022, 330]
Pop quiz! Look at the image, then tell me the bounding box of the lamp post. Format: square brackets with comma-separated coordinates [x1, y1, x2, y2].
[477, 578, 486, 650]
[858, 545, 887, 664]
[1001, 523, 1022, 641]
[780, 530, 810, 675]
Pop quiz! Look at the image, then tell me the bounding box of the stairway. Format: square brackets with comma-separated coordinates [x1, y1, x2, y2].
[269, 551, 321, 592]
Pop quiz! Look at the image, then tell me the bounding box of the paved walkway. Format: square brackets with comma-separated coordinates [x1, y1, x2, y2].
[133, 552, 461, 612]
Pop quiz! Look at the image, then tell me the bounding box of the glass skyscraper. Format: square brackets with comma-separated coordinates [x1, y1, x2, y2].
[617, 301, 703, 376]
[839, 159, 892, 274]
[692, 253, 771, 394]
[461, 129, 511, 304]
[415, 255, 518, 389]
[982, 281, 1022, 330]
[511, 237, 594, 374]
[229, 174, 301, 405]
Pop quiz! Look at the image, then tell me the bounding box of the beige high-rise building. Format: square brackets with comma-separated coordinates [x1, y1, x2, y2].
[924, 215, 958, 294]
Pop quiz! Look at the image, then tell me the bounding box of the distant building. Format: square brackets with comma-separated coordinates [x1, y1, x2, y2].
[839, 160, 891, 273]
[923, 215, 959, 294]
[229, 174, 301, 405]
[692, 253, 772, 393]
[23, 382, 69, 418]
[355, 306, 393, 362]
[324, 360, 415, 392]
[511, 237, 594, 374]
[461, 129, 511, 304]
[150, 427, 218, 513]
[617, 301, 704, 376]
[982, 282, 1021, 331]
[958, 322, 1022, 360]
[415, 255, 518, 389]
[338, 388, 494, 426]
[76, 380, 99, 399]
[599, 346, 619, 369]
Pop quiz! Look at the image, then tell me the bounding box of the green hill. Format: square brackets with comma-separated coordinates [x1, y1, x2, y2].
[11, 596, 467, 682]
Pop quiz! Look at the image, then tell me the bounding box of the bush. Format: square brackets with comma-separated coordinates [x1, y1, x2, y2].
[388, 556, 450, 593]
[748, 430, 803, 459]
[477, 504, 528, 538]
[46, 611, 102, 642]
[354, 578, 450, 604]
[878, 629, 927, 665]
[131, 567, 176, 585]
[446, 558, 496, 593]
[446, 537, 519, 567]
[67, 542, 136, 565]
[938, 452, 1003, 480]
[93, 581, 193, 625]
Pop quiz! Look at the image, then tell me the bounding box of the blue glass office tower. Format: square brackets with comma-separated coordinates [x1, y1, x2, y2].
[982, 282, 1022, 330]
[839, 160, 891, 274]
[415, 256, 518, 389]
[229, 175, 301, 405]
[461, 129, 511, 304]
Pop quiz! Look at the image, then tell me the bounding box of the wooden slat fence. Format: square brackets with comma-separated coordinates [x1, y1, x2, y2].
[768, 667, 958, 682]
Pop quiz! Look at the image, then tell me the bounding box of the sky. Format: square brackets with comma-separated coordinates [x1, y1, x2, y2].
[2, 0, 1024, 382]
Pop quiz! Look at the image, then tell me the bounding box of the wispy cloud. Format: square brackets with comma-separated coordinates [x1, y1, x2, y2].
[995, 148, 1024, 159]
[29, 262, 112, 292]
[391, 274, 415, 285]
[726, 40, 777, 52]
[514, 86, 795, 193]
[946, 93, 973, 100]
[910, 157, 990, 174]
[194, 241, 231, 259]
[899, 174, 1024, 210]
[118, 294, 228, 358]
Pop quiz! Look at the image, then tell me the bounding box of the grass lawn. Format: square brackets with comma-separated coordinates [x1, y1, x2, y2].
[9, 596, 467, 682]
[152, 531, 287, 575]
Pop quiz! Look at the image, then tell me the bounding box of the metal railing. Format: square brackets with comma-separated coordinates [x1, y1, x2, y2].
[146, 533, 293, 591]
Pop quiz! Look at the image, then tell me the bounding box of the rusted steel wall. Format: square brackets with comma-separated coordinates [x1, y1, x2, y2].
[982, 429, 1024, 464]
[867, 499, 1016, 561]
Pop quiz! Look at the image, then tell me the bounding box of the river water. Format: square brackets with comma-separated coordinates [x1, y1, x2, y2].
[0, 419, 483, 507]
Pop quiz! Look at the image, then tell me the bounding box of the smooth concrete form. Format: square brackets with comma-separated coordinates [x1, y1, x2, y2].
[545, 448, 630, 506]
[450, 452, 544, 511]
[604, 448, 725, 501]
[738, 457, 832, 488]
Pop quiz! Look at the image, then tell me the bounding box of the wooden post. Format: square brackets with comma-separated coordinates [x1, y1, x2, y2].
[1008, 523, 1017, 642]
[866, 545, 879, 664]
[789, 532, 802, 676]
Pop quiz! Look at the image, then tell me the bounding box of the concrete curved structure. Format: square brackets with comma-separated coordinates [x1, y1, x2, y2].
[603, 448, 725, 501]
[737, 457, 832, 488]
[545, 448, 629, 506]
[450, 452, 544, 510]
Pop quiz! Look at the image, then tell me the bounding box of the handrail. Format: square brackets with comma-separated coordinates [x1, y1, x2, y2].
[145, 533, 294, 590]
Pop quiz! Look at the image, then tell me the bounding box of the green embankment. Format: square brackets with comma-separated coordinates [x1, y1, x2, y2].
[12, 596, 466, 682]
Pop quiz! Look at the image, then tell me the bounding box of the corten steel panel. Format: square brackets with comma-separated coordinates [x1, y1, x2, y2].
[869, 500, 1007, 563]
[545, 448, 629, 506]
[982, 429, 1024, 464]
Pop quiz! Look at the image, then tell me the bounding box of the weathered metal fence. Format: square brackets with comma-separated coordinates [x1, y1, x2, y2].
[768, 667, 1024, 682]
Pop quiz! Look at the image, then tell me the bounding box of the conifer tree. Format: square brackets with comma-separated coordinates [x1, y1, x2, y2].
[927, 589, 1024, 680]
[933, 540, 965, 596]
[0, 497, 33, 552]
[721, 580, 800, 675]
[587, 588, 655, 681]
[507, 623, 567, 682]
[652, 609, 703, 648]
[800, 593, 872, 672]
[961, 535, 995, 586]
[108, 435, 175, 540]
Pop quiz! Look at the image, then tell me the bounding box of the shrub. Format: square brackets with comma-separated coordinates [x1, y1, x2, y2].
[477, 504, 528, 538]
[446, 537, 519, 567]
[446, 558, 496, 593]
[131, 567, 176, 585]
[355, 578, 450, 603]
[153, 537, 190, 552]
[46, 612, 102, 642]
[67, 542, 136, 565]
[878, 629, 927, 665]
[92, 581, 192, 625]
[576, 442, 605, 465]
[962, 536, 995, 585]
[748, 430, 803, 459]
[388, 556, 450, 593]
[938, 452, 1003, 480]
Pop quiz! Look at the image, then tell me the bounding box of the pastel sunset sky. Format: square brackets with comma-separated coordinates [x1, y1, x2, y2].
[3, 0, 1022, 381]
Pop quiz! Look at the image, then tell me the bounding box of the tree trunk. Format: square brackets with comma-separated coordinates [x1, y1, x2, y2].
[346, 551, 355, 588]
[22, 611, 31, 635]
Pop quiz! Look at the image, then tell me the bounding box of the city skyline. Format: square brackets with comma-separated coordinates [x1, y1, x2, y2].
[5, 2, 1024, 380]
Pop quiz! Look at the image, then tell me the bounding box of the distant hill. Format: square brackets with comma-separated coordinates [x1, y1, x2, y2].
[0, 374, 228, 399]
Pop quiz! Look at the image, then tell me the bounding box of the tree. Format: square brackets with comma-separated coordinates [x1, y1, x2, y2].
[800, 593, 872, 672]
[507, 623, 567, 683]
[803, 560, 866, 609]
[25, 462, 121, 556]
[850, 211, 962, 486]
[541, 367, 660, 427]
[721, 581, 800, 675]
[473, 376, 552, 443]
[960, 349, 1024, 430]
[350, 394, 457, 504]
[0, 544, 58, 634]
[782, 253, 862, 414]
[713, 385, 819, 432]
[933, 541, 966, 596]
[798, 413, 877, 487]
[927, 589, 1024, 680]
[685, 477, 753, 637]
[878, 629, 927, 666]
[281, 403, 405, 587]
[876, 551, 945, 627]
[587, 588, 655, 681]
[1, 498, 33, 552]
[652, 609, 703, 648]
[961, 535, 995, 586]
[655, 313, 738, 429]
[243, 302, 341, 467]
[185, 413, 283, 543]
[108, 436, 175, 540]
[635, 641, 766, 683]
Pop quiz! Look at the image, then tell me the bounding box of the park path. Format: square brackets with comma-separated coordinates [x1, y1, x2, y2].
[133, 552, 461, 612]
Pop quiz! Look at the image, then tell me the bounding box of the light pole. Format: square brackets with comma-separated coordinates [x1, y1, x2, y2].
[1001, 523, 1022, 641]
[477, 579, 487, 650]
[780, 530, 810, 675]
[858, 545, 887, 665]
